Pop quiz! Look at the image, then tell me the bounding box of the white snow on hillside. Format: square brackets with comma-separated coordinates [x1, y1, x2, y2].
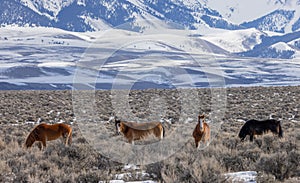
[287, 38, 300, 58]
[288, 38, 300, 47]
[282, 0, 300, 33]
[126, 0, 184, 31]
[270, 42, 294, 51]
[202, 0, 298, 25]
[79, 15, 112, 31]
[1, 26, 300, 90]
[257, 10, 293, 33]
[201, 28, 264, 53]
[20, 0, 75, 20]
[0, 25, 95, 43]
[269, 41, 300, 59]
[263, 30, 284, 37]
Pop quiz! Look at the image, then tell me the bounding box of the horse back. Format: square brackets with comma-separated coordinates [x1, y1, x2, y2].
[123, 121, 162, 130]
[39, 123, 71, 141]
[119, 121, 164, 142]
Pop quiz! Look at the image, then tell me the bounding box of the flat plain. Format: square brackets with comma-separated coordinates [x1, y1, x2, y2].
[0, 86, 299, 182]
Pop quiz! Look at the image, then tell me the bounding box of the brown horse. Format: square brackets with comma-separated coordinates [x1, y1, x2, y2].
[25, 123, 72, 149]
[115, 119, 164, 145]
[192, 114, 210, 148]
[238, 119, 283, 142]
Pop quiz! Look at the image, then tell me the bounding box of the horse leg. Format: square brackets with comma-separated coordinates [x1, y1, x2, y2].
[195, 138, 200, 148]
[202, 133, 207, 145]
[37, 141, 42, 150]
[271, 126, 282, 138]
[250, 134, 254, 142]
[64, 133, 69, 145]
[206, 128, 211, 146]
[66, 129, 72, 145]
[130, 139, 134, 145]
[67, 134, 72, 145]
[41, 139, 46, 150]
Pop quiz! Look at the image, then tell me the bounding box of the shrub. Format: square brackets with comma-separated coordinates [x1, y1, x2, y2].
[257, 152, 292, 181]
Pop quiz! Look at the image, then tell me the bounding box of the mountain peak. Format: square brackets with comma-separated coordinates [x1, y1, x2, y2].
[0, 0, 299, 34]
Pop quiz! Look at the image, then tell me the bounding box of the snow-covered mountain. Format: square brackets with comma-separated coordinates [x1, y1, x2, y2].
[204, 0, 300, 33]
[1, 0, 300, 59]
[241, 9, 300, 33]
[1, 0, 300, 33]
[0, 0, 241, 32]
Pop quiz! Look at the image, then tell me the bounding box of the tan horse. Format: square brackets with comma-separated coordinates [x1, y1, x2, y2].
[115, 119, 164, 145]
[192, 114, 210, 148]
[25, 123, 72, 150]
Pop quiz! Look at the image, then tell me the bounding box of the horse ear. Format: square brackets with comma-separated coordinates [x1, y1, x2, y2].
[115, 115, 121, 122]
[115, 118, 121, 126]
[199, 114, 206, 119]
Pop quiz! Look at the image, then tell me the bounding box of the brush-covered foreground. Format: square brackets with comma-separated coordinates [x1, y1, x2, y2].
[0, 86, 299, 182]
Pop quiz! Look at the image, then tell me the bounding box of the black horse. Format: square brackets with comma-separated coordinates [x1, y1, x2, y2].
[238, 119, 283, 141]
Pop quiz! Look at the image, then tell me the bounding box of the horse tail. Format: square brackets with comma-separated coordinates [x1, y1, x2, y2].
[278, 123, 283, 138]
[61, 124, 72, 145]
[204, 122, 210, 143]
[157, 123, 164, 140]
[67, 127, 72, 145]
[162, 124, 165, 138]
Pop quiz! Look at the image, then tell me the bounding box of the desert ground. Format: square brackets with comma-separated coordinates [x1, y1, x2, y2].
[0, 86, 299, 182]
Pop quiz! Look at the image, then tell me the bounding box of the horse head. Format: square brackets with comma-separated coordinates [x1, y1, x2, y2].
[238, 130, 247, 141]
[24, 139, 33, 148]
[115, 119, 122, 135]
[198, 114, 207, 129]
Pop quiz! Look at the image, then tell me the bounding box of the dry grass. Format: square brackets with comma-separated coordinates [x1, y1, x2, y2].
[0, 86, 299, 182]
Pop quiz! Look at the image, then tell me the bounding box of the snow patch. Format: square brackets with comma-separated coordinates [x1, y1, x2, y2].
[20, 0, 75, 19]
[79, 15, 111, 31]
[99, 180, 156, 183]
[202, 28, 264, 53]
[270, 42, 294, 51]
[224, 171, 257, 183]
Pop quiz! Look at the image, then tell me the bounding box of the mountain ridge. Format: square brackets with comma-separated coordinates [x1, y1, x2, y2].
[1, 0, 300, 33]
[1, 0, 300, 59]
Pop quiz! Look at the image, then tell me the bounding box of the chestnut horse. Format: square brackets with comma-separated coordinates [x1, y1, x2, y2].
[192, 114, 210, 148]
[25, 123, 72, 149]
[238, 119, 283, 142]
[115, 119, 164, 145]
